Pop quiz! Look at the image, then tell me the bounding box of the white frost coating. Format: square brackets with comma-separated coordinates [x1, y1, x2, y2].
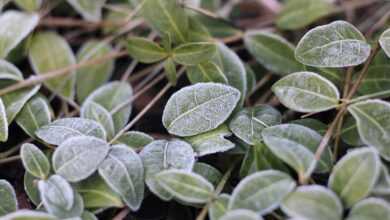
[272, 71, 340, 113]
[38, 175, 74, 211]
[347, 198, 390, 220]
[220, 209, 263, 220]
[81, 101, 115, 140]
[379, 28, 390, 58]
[52, 136, 110, 182]
[36, 117, 106, 145]
[0, 59, 23, 81]
[0, 11, 39, 58]
[98, 145, 144, 211]
[139, 139, 195, 201]
[229, 170, 296, 215]
[162, 83, 241, 137]
[21, 143, 50, 179]
[0, 179, 17, 215]
[0, 98, 8, 142]
[295, 20, 371, 67]
[0, 210, 57, 220]
[67, 0, 106, 22]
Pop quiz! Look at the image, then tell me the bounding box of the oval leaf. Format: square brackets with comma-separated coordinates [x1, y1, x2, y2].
[113, 131, 154, 150]
[21, 143, 50, 179]
[172, 42, 217, 66]
[0, 210, 56, 220]
[346, 198, 390, 220]
[0, 59, 23, 81]
[209, 194, 230, 220]
[126, 37, 168, 64]
[38, 175, 74, 212]
[0, 180, 17, 216]
[186, 61, 228, 84]
[67, 0, 106, 22]
[0, 98, 8, 142]
[379, 28, 390, 58]
[14, 0, 42, 11]
[193, 162, 222, 187]
[81, 101, 115, 140]
[220, 209, 263, 220]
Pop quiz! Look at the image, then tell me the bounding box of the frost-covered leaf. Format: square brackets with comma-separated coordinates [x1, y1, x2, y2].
[245, 65, 256, 94]
[295, 20, 371, 67]
[76, 40, 114, 103]
[348, 100, 390, 160]
[156, 170, 214, 204]
[229, 105, 281, 145]
[0, 210, 57, 220]
[162, 83, 240, 137]
[209, 194, 230, 220]
[126, 37, 168, 64]
[281, 185, 343, 220]
[14, 0, 42, 11]
[220, 209, 263, 220]
[272, 71, 340, 113]
[186, 124, 234, 156]
[379, 28, 390, 58]
[244, 31, 303, 75]
[0, 11, 39, 58]
[0, 180, 17, 216]
[0, 98, 8, 142]
[186, 62, 228, 84]
[84, 81, 133, 133]
[359, 65, 390, 95]
[262, 124, 332, 179]
[346, 198, 390, 220]
[340, 116, 363, 147]
[52, 136, 110, 182]
[0, 59, 23, 81]
[139, 139, 195, 201]
[81, 101, 115, 140]
[36, 117, 106, 145]
[229, 170, 296, 215]
[16, 95, 52, 139]
[113, 131, 154, 150]
[172, 42, 217, 66]
[99, 145, 144, 211]
[328, 147, 381, 207]
[21, 143, 50, 179]
[291, 118, 327, 135]
[29, 32, 76, 99]
[277, 0, 334, 30]
[372, 164, 390, 195]
[24, 172, 41, 206]
[67, 0, 106, 22]
[193, 162, 222, 187]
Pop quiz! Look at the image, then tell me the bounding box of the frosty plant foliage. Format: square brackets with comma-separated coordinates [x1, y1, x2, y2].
[0, 0, 390, 219]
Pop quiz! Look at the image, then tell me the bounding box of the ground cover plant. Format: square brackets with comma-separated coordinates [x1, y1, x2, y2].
[0, 0, 389, 219]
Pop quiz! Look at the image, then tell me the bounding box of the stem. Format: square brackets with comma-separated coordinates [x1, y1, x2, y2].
[350, 89, 390, 103]
[0, 155, 21, 166]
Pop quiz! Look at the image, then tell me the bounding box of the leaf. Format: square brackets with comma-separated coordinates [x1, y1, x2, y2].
[0, 180, 17, 216]
[14, 0, 42, 11]
[67, 0, 106, 22]
[84, 81, 133, 133]
[0, 59, 23, 81]
[328, 147, 381, 207]
[208, 194, 230, 220]
[0, 210, 57, 220]
[81, 211, 98, 220]
[162, 83, 240, 137]
[74, 174, 123, 209]
[29, 32, 76, 99]
[156, 170, 214, 204]
[141, 0, 188, 43]
[21, 143, 50, 179]
[186, 124, 235, 156]
[295, 20, 371, 67]
[0, 10, 39, 58]
[139, 139, 195, 201]
[229, 105, 282, 145]
[245, 65, 256, 94]
[16, 95, 52, 139]
[81, 101, 115, 140]
[229, 170, 296, 215]
[98, 145, 145, 211]
[172, 42, 217, 66]
[24, 172, 41, 206]
[244, 31, 303, 75]
[340, 116, 363, 147]
[372, 164, 390, 195]
[291, 118, 328, 135]
[276, 0, 334, 30]
[113, 131, 154, 150]
[379, 28, 390, 58]
[262, 124, 333, 179]
[359, 65, 390, 95]
[186, 61, 228, 84]
[348, 100, 390, 160]
[164, 58, 177, 85]
[281, 185, 343, 220]
[346, 198, 390, 220]
[193, 162, 222, 187]
[272, 71, 340, 113]
[0, 98, 8, 142]
[220, 209, 263, 220]
[76, 40, 114, 103]
[36, 117, 107, 145]
[126, 37, 168, 64]
[52, 136, 110, 182]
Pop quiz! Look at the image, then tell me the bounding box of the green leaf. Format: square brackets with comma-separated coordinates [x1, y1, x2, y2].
[74, 174, 123, 209]
[81, 101, 115, 140]
[295, 20, 371, 67]
[340, 116, 363, 147]
[98, 145, 144, 211]
[113, 131, 154, 150]
[66, 0, 106, 22]
[29, 32, 76, 99]
[193, 162, 222, 187]
[84, 81, 133, 133]
[262, 124, 333, 179]
[186, 61, 228, 84]
[359, 65, 390, 95]
[81, 211, 98, 220]
[162, 83, 240, 137]
[346, 198, 390, 220]
[229, 105, 281, 145]
[14, 0, 42, 11]
[76, 40, 114, 103]
[328, 147, 381, 207]
[372, 164, 390, 195]
[291, 118, 328, 135]
[139, 139, 195, 201]
[24, 172, 41, 206]
[52, 136, 110, 182]
[141, 0, 188, 43]
[164, 58, 177, 86]
[0, 97, 8, 142]
[208, 194, 230, 220]
[220, 209, 263, 220]
[21, 143, 50, 179]
[0, 10, 39, 58]
[272, 71, 340, 113]
[379, 28, 390, 58]
[172, 42, 217, 66]
[36, 117, 107, 145]
[244, 31, 303, 75]
[348, 100, 390, 160]
[16, 95, 52, 139]
[126, 37, 168, 64]
[245, 65, 256, 94]
[229, 170, 295, 214]
[276, 0, 334, 30]
[0, 210, 57, 220]
[186, 124, 235, 156]
[0, 59, 23, 81]
[156, 170, 214, 204]
[281, 185, 343, 220]
[0, 180, 17, 215]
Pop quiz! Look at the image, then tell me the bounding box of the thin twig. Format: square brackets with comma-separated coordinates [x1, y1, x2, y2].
[0, 155, 21, 166]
